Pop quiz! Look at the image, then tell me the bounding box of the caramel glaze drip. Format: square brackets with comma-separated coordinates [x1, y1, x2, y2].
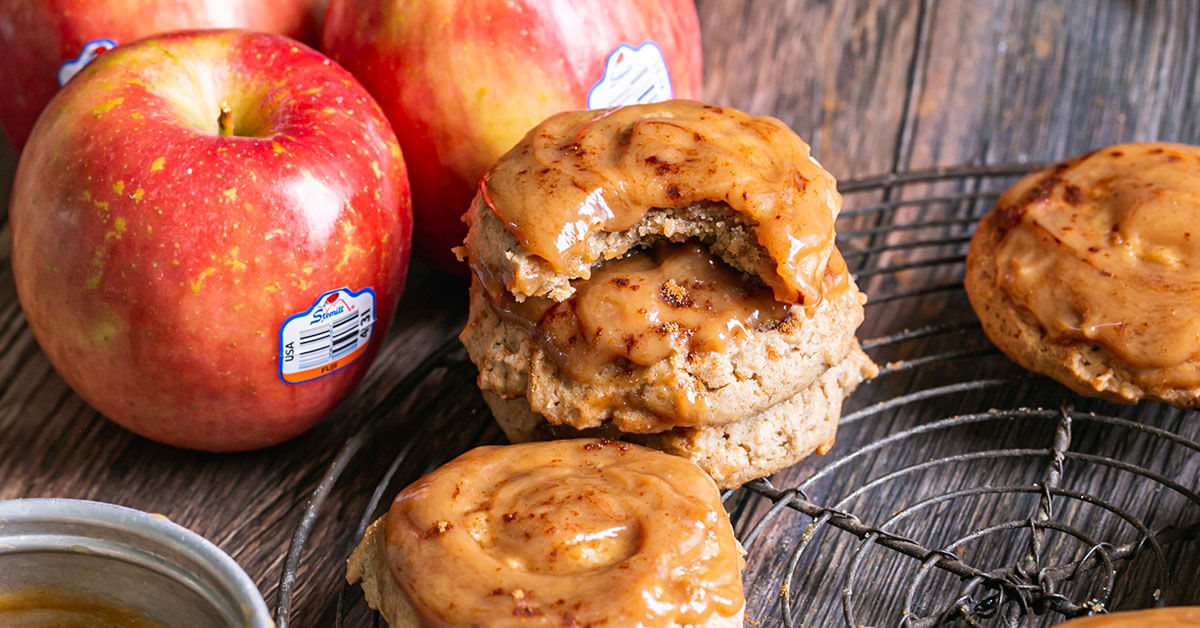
[482, 99, 842, 307]
[384, 439, 744, 627]
[493, 242, 792, 428]
[990, 142, 1200, 387]
[0, 588, 167, 628]
[1056, 607, 1200, 627]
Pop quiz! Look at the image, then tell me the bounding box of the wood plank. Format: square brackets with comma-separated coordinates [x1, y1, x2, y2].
[902, 0, 1200, 168]
[697, 0, 921, 178]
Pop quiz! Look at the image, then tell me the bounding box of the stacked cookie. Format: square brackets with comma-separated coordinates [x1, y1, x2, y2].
[458, 100, 875, 488]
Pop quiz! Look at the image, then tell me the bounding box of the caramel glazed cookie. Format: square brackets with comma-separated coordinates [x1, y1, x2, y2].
[966, 142, 1200, 406]
[1053, 607, 1200, 627]
[458, 100, 877, 488]
[348, 439, 746, 628]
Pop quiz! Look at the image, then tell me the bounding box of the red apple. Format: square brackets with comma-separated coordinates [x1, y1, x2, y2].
[0, 0, 326, 149]
[321, 0, 702, 273]
[9, 30, 412, 451]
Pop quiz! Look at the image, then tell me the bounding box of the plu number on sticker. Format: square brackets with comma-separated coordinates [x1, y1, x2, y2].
[279, 287, 376, 384]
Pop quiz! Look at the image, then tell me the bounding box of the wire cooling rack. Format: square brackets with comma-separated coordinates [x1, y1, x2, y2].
[274, 163, 1200, 627]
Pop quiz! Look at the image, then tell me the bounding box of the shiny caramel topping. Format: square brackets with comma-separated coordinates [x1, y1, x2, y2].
[492, 243, 791, 429]
[0, 588, 167, 628]
[1056, 607, 1200, 627]
[384, 439, 744, 627]
[557, 242, 786, 373]
[989, 142, 1200, 386]
[481, 100, 842, 305]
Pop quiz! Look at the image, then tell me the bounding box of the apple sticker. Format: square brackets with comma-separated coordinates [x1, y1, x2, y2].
[58, 38, 117, 86]
[587, 41, 674, 110]
[279, 287, 376, 384]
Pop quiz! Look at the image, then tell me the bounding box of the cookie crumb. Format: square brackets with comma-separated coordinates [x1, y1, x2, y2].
[423, 520, 453, 538]
[660, 279, 695, 308]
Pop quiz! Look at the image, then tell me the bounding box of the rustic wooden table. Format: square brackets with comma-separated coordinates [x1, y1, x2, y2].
[1, 1, 1198, 627]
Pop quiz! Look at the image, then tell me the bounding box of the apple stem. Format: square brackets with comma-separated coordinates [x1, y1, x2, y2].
[218, 101, 234, 136]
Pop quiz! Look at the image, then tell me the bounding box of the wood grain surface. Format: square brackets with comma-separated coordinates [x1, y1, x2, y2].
[1, 1, 1198, 626]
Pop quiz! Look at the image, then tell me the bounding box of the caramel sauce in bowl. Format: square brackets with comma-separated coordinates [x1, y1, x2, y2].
[0, 499, 271, 628]
[0, 588, 167, 628]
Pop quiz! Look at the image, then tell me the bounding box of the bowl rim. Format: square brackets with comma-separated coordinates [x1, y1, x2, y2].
[0, 497, 272, 627]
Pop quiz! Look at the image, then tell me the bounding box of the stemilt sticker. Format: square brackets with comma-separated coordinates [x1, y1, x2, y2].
[587, 40, 674, 109]
[58, 38, 117, 86]
[279, 287, 376, 384]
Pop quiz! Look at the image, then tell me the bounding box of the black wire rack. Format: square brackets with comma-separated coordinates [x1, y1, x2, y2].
[273, 163, 1200, 628]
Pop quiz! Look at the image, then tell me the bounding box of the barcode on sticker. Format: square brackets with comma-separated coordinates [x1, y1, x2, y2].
[279, 287, 376, 384]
